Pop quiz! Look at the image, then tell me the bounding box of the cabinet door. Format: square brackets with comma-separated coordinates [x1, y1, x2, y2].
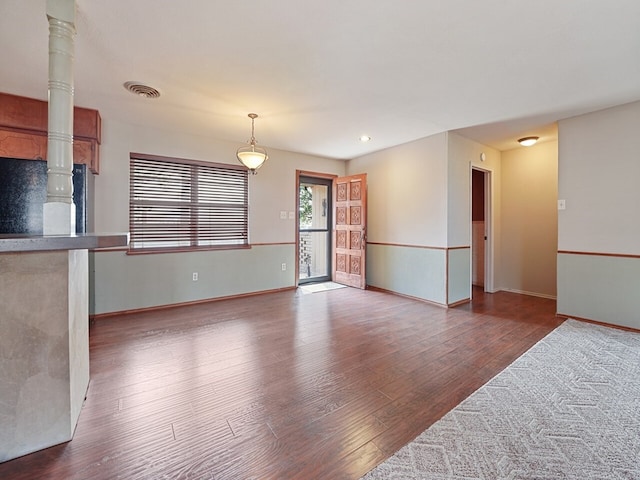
[0, 128, 47, 160]
[74, 138, 99, 174]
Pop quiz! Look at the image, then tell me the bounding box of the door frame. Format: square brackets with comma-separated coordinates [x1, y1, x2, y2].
[295, 170, 337, 286]
[471, 166, 495, 293]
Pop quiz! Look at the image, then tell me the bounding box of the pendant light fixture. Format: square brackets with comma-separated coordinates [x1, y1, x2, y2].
[236, 113, 268, 174]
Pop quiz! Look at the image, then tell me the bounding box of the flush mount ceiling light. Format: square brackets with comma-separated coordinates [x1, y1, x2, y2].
[518, 136, 539, 147]
[236, 113, 268, 175]
[359, 135, 371, 142]
[123, 81, 160, 98]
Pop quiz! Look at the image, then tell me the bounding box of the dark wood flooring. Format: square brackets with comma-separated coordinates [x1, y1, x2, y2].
[0, 286, 563, 479]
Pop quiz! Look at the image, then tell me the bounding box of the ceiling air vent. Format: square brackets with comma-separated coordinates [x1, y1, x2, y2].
[123, 81, 160, 99]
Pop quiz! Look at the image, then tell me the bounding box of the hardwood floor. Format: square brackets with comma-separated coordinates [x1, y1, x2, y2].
[0, 286, 563, 479]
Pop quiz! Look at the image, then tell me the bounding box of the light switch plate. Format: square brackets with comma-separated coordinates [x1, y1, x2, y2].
[558, 199, 566, 210]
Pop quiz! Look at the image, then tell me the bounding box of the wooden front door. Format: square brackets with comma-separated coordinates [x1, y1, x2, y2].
[333, 173, 367, 289]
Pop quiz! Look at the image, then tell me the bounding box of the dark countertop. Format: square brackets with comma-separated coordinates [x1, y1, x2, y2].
[0, 233, 129, 253]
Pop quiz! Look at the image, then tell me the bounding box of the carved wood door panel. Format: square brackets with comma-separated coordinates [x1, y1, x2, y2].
[333, 173, 367, 289]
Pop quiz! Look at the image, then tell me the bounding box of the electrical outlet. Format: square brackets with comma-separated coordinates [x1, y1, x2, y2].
[192, 272, 198, 281]
[281, 263, 286, 271]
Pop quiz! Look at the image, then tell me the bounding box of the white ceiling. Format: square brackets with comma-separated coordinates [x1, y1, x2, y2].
[1, 1, 639, 159]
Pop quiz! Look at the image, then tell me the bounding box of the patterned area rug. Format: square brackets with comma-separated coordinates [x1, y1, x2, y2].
[362, 319, 640, 480]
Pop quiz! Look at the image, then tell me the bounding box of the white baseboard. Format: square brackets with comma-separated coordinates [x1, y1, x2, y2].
[499, 288, 557, 300]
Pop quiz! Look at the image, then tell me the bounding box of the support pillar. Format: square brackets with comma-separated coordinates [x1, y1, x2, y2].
[44, 0, 76, 235]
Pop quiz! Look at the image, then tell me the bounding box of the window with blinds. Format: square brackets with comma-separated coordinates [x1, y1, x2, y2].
[129, 153, 249, 252]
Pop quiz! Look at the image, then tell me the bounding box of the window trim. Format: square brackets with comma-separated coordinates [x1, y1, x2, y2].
[128, 152, 251, 255]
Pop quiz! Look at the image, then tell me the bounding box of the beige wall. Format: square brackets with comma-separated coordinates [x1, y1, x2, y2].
[347, 134, 451, 304]
[95, 119, 345, 242]
[49, 98, 640, 317]
[448, 132, 501, 293]
[558, 101, 640, 254]
[347, 132, 504, 305]
[500, 141, 558, 298]
[348, 133, 449, 247]
[557, 100, 640, 329]
[91, 118, 346, 314]
[448, 132, 558, 299]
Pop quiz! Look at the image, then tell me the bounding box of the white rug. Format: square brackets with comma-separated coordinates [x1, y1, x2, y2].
[298, 282, 347, 294]
[362, 319, 640, 479]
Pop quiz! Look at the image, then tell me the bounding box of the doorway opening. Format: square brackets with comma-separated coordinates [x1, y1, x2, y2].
[298, 175, 333, 284]
[471, 167, 492, 294]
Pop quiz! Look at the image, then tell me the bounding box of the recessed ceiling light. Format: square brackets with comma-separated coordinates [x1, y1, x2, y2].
[518, 136, 539, 147]
[359, 135, 371, 142]
[123, 81, 160, 99]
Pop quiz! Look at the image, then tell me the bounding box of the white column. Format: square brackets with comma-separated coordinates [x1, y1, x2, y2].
[43, 0, 76, 235]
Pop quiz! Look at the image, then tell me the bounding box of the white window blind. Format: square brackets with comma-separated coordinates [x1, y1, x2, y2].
[129, 153, 248, 252]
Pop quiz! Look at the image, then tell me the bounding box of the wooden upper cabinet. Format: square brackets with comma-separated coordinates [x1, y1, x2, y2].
[0, 92, 101, 174]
